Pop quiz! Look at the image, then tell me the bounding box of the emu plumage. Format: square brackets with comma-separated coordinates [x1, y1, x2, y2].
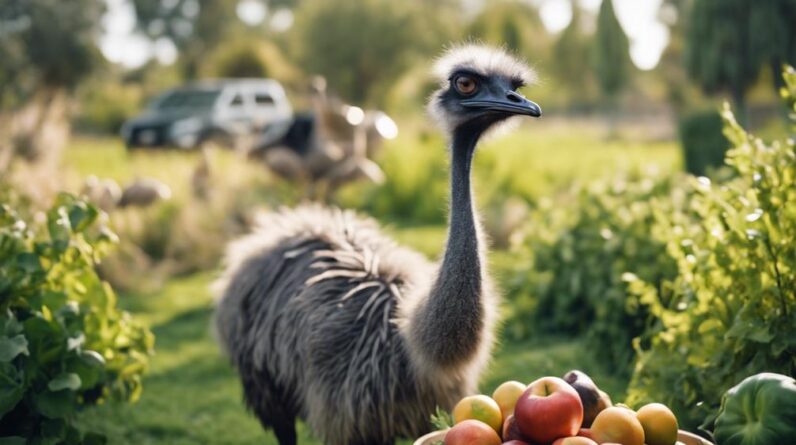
[214, 45, 540, 445]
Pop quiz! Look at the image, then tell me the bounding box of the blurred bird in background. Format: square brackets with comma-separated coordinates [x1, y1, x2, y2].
[252, 76, 397, 201]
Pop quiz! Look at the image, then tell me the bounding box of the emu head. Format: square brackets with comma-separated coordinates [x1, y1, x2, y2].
[428, 44, 541, 134]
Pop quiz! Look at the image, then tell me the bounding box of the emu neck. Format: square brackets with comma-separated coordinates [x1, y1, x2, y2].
[444, 127, 481, 288]
[411, 125, 486, 370]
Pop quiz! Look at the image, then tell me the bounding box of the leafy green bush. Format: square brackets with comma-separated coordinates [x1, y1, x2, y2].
[626, 97, 796, 430]
[679, 109, 731, 175]
[0, 193, 154, 443]
[506, 171, 679, 371]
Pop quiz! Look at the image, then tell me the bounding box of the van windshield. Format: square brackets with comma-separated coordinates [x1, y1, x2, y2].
[155, 89, 221, 110]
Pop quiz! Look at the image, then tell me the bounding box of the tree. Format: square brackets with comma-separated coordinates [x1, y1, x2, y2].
[131, 0, 239, 78]
[212, 43, 270, 79]
[0, 0, 104, 165]
[290, 0, 455, 106]
[552, 1, 597, 110]
[655, 0, 695, 112]
[686, 0, 796, 122]
[592, 0, 631, 101]
[0, 0, 102, 101]
[467, 1, 550, 63]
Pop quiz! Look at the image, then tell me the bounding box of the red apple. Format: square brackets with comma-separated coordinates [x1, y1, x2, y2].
[514, 376, 584, 444]
[444, 419, 502, 445]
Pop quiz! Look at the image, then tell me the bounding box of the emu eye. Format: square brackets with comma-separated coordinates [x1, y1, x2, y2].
[454, 76, 478, 95]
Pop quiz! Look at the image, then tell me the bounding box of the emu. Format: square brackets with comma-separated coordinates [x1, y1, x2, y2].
[214, 45, 541, 445]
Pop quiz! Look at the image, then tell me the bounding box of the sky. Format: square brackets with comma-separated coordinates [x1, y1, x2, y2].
[100, 0, 670, 71]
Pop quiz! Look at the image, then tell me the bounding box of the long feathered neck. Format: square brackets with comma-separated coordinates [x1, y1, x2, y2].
[409, 123, 488, 370]
[442, 126, 482, 297]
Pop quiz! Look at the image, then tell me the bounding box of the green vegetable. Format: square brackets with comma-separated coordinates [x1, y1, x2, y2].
[714, 373, 796, 445]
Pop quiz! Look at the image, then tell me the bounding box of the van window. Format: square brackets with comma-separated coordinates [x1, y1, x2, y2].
[255, 93, 274, 106]
[157, 89, 220, 110]
[230, 94, 244, 107]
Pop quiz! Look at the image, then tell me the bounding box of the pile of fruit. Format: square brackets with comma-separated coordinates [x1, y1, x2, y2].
[438, 371, 679, 445]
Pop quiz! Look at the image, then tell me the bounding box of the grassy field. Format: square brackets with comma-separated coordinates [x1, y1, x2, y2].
[62, 121, 681, 222]
[66, 123, 676, 444]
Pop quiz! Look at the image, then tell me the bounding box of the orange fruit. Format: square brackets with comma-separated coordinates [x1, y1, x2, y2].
[591, 407, 645, 445]
[636, 403, 678, 445]
[452, 395, 503, 434]
[491, 381, 527, 418]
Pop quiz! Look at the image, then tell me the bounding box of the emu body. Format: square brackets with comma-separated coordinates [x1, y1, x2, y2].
[215, 45, 541, 445]
[215, 207, 479, 445]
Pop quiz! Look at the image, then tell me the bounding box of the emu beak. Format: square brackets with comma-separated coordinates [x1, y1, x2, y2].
[461, 90, 542, 117]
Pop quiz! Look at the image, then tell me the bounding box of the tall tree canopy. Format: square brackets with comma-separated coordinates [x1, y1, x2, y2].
[131, 0, 239, 78]
[467, 1, 550, 62]
[552, 1, 596, 108]
[0, 0, 104, 164]
[0, 0, 103, 107]
[686, 0, 796, 119]
[290, 0, 455, 106]
[655, 0, 692, 111]
[592, 0, 631, 100]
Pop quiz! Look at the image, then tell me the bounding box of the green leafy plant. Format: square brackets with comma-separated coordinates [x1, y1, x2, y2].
[0, 193, 154, 443]
[430, 406, 454, 431]
[506, 170, 679, 372]
[626, 73, 796, 431]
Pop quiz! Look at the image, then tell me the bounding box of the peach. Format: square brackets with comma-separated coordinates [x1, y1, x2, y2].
[636, 403, 678, 445]
[444, 419, 502, 445]
[453, 395, 503, 434]
[591, 407, 645, 445]
[492, 381, 527, 418]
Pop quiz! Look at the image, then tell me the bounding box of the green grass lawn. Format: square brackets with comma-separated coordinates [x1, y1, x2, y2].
[61, 137, 293, 205]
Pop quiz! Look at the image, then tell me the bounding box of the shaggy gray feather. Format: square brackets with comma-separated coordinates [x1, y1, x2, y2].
[215, 207, 476, 444]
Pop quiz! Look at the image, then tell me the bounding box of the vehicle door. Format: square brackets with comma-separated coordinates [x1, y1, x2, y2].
[250, 87, 283, 131]
[215, 86, 255, 136]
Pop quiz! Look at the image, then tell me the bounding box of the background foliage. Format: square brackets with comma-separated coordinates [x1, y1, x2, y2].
[678, 109, 731, 175]
[686, 0, 796, 120]
[506, 171, 679, 371]
[0, 193, 153, 443]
